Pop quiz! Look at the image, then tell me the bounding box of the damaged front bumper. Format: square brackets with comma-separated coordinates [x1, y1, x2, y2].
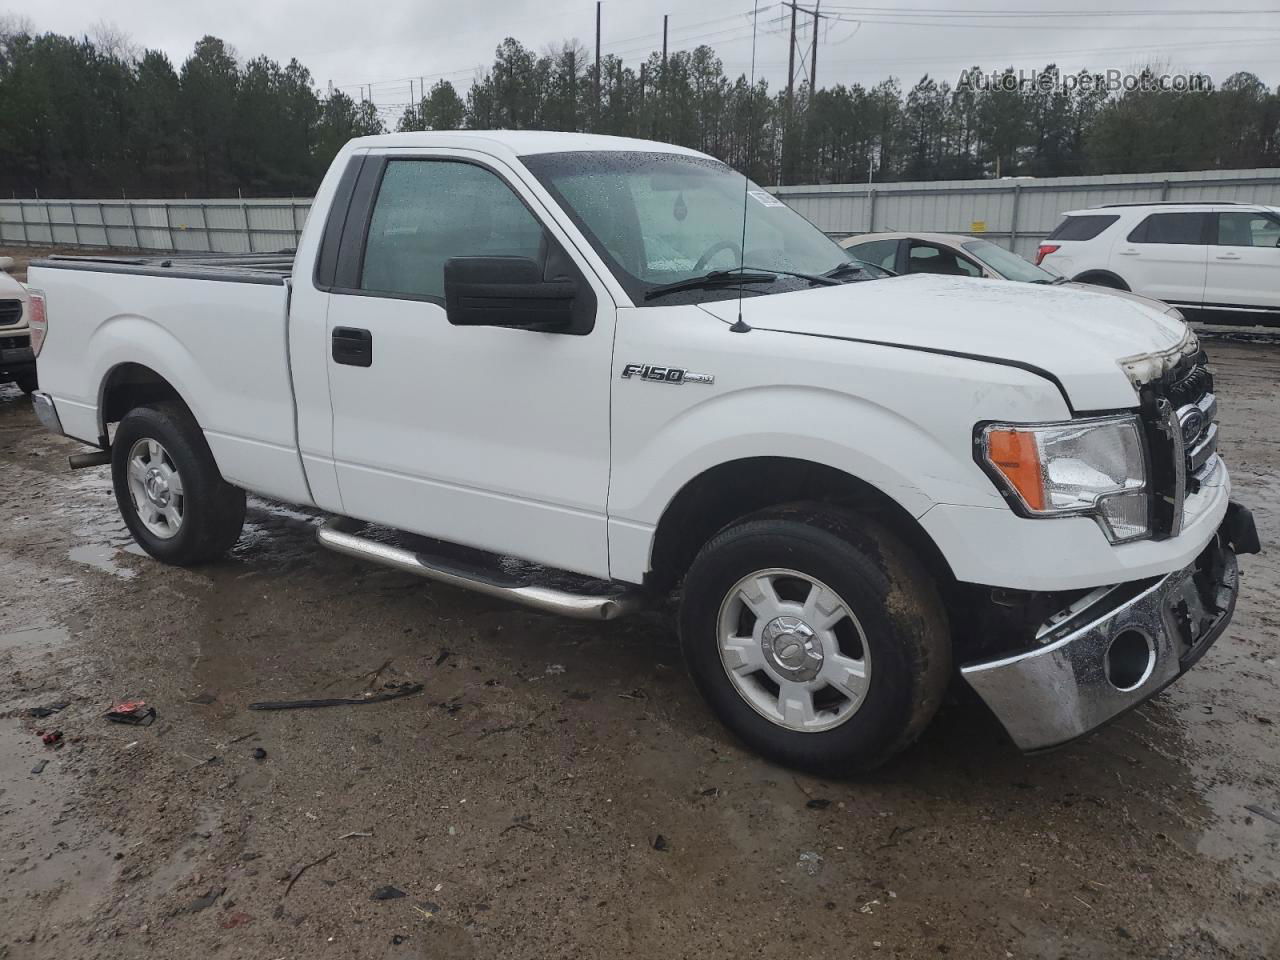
[961, 502, 1258, 752]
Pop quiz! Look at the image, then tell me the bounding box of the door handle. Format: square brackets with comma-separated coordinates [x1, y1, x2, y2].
[1215, 253, 1242, 260]
[1117, 248, 1139, 256]
[332, 327, 373, 367]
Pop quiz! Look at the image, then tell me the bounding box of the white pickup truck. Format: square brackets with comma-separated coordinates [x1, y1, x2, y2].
[28, 131, 1258, 770]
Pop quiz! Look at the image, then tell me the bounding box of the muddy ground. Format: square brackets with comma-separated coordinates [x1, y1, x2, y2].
[1, 337, 1278, 960]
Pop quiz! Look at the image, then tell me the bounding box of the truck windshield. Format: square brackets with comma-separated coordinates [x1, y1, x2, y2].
[523, 151, 859, 305]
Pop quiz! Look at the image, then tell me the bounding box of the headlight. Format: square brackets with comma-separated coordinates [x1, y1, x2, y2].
[978, 415, 1148, 543]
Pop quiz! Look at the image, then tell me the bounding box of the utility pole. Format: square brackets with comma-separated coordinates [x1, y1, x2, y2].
[786, 1, 797, 110]
[810, 0, 820, 93]
[662, 14, 668, 63]
[595, 1, 602, 114]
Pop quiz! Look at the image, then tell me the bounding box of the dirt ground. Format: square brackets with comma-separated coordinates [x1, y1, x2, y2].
[1, 336, 1278, 960]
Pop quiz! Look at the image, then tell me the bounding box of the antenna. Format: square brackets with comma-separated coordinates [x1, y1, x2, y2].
[730, 0, 760, 335]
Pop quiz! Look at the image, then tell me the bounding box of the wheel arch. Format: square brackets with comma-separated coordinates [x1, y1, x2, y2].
[1071, 269, 1130, 291]
[645, 456, 955, 594]
[98, 362, 193, 445]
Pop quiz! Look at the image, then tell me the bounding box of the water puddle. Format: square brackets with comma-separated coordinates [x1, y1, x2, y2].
[68, 543, 137, 579]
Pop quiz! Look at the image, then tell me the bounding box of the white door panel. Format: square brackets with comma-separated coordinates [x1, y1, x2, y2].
[325, 152, 616, 578]
[1113, 212, 1208, 305]
[1205, 211, 1280, 311]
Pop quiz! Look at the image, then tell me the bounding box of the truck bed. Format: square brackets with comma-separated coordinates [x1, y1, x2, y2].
[32, 252, 295, 285]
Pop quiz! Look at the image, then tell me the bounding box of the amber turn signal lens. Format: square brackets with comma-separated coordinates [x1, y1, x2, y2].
[985, 429, 1044, 511]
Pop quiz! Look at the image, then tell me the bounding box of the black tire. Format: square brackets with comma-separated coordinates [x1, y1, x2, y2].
[679, 505, 950, 772]
[111, 402, 245, 566]
[15, 373, 38, 394]
[1074, 272, 1128, 291]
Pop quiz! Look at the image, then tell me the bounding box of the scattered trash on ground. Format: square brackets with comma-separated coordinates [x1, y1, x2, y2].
[699, 786, 720, 798]
[338, 830, 372, 840]
[249, 683, 423, 711]
[797, 851, 823, 876]
[31, 759, 48, 774]
[413, 902, 440, 918]
[228, 730, 257, 744]
[618, 689, 647, 700]
[434, 649, 451, 666]
[370, 885, 407, 901]
[39, 729, 63, 748]
[652, 834, 670, 851]
[1245, 804, 1280, 827]
[105, 699, 156, 725]
[185, 887, 225, 913]
[806, 798, 831, 810]
[545, 664, 565, 675]
[28, 701, 69, 718]
[252, 747, 267, 760]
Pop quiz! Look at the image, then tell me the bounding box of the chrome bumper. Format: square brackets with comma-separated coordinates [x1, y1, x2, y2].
[31, 391, 64, 436]
[961, 507, 1254, 752]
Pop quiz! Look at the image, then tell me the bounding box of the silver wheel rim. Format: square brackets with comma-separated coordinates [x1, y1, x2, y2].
[126, 438, 185, 540]
[717, 568, 871, 733]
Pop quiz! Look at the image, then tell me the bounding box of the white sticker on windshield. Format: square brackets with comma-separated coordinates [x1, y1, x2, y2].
[748, 189, 785, 208]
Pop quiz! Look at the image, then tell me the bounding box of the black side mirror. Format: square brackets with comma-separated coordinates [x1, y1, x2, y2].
[444, 256, 577, 332]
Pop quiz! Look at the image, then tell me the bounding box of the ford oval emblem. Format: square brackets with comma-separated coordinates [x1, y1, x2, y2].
[1180, 408, 1205, 446]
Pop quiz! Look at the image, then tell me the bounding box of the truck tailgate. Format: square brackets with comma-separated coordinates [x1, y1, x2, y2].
[30, 262, 311, 505]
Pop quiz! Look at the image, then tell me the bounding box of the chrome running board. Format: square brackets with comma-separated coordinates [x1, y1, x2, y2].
[317, 517, 645, 621]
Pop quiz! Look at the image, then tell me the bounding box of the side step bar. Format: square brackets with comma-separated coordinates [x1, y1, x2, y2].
[317, 517, 646, 621]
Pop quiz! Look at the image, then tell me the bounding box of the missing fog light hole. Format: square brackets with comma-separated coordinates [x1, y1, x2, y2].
[1105, 630, 1156, 692]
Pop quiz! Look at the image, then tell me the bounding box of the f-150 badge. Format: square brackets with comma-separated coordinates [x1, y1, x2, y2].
[621, 363, 715, 385]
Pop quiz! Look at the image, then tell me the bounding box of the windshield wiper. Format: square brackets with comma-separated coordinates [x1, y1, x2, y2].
[825, 260, 895, 280]
[643, 269, 777, 301]
[1031, 276, 1070, 285]
[743, 265, 842, 286]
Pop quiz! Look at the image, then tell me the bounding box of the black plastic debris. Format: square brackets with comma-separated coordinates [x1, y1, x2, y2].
[371, 885, 407, 901]
[28, 701, 69, 719]
[652, 835, 669, 852]
[31, 759, 48, 775]
[252, 747, 267, 761]
[806, 798, 831, 810]
[435, 649, 451, 666]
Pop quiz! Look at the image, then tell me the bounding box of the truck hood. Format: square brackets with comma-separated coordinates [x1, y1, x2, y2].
[697, 274, 1190, 411]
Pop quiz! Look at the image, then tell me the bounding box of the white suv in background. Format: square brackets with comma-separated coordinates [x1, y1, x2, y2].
[1037, 202, 1280, 324]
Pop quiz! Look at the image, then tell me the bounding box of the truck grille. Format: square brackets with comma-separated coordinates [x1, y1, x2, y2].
[1140, 350, 1217, 538]
[0, 300, 21, 326]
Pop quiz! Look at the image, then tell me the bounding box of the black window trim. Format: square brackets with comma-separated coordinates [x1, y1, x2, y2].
[316, 153, 596, 333]
[1046, 214, 1120, 243]
[905, 238, 985, 278]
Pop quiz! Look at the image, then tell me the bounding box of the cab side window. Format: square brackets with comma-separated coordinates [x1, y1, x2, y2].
[1215, 212, 1280, 248]
[360, 160, 546, 300]
[907, 242, 981, 277]
[1126, 212, 1208, 245]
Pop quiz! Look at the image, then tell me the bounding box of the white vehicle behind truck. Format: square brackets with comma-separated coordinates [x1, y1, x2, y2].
[28, 131, 1259, 770]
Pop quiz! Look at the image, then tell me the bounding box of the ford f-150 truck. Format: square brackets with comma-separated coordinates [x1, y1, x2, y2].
[28, 131, 1259, 771]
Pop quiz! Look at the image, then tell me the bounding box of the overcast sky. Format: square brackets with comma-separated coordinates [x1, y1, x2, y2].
[15, 0, 1280, 121]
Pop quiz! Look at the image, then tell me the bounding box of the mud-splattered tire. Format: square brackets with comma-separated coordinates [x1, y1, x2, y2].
[111, 402, 245, 566]
[679, 505, 951, 772]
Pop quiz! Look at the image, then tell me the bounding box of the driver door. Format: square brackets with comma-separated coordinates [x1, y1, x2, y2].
[323, 152, 617, 578]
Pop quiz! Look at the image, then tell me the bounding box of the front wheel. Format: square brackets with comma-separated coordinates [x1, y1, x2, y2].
[679, 507, 951, 772]
[111, 402, 246, 566]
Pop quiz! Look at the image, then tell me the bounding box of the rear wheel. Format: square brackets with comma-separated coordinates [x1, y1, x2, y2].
[679, 506, 950, 772]
[111, 402, 245, 565]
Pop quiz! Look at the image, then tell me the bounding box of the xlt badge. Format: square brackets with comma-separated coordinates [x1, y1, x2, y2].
[621, 363, 715, 385]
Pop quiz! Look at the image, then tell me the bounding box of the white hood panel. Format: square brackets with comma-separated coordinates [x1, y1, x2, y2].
[697, 274, 1189, 411]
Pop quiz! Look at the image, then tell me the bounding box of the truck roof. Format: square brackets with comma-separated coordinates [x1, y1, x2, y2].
[345, 129, 713, 160]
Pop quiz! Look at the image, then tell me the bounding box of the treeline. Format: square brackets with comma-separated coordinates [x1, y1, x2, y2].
[2, 22, 1278, 199]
